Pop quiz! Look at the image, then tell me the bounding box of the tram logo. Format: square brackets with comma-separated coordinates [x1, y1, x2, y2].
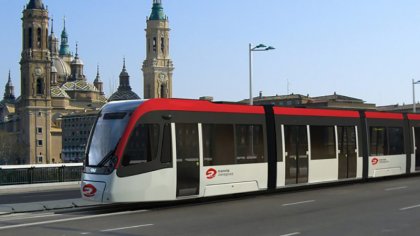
[371, 158, 379, 165]
[82, 184, 97, 197]
[206, 168, 217, 179]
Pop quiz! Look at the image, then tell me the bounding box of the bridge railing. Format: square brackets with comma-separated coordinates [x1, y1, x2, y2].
[0, 163, 83, 186]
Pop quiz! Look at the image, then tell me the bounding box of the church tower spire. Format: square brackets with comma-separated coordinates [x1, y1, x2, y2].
[142, 0, 174, 99]
[4, 70, 15, 101]
[119, 58, 131, 90]
[70, 43, 86, 81]
[59, 17, 71, 57]
[109, 58, 140, 102]
[48, 18, 59, 57]
[94, 65, 104, 95]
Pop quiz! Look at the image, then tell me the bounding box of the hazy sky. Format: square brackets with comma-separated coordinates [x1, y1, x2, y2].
[2, 0, 420, 106]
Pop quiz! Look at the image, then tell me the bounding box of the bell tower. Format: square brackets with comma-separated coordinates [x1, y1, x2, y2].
[19, 0, 52, 164]
[142, 0, 174, 99]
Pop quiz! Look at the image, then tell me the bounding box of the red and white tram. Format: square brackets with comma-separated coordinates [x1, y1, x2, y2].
[81, 99, 420, 203]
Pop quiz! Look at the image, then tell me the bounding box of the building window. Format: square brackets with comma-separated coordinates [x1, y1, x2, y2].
[37, 140, 43, 146]
[161, 37, 165, 53]
[160, 84, 167, 98]
[153, 37, 157, 52]
[37, 127, 42, 134]
[36, 78, 43, 95]
[37, 155, 43, 163]
[37, 27, 42, 48]
[28, 27, 33, 49]
[45, 28, 48, 47]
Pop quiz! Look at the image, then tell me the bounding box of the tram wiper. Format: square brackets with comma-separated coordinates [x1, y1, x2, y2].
[97, 138, 121, 168]
[98, 150, 115, 167]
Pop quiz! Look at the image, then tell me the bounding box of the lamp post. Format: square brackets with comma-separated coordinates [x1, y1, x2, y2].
[249, 43, 275, 105]
[413, 79, 420, 113]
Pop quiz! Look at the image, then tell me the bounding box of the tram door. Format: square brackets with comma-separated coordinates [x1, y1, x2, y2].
[175, 124, 200, 197]
[284, 125, 308, 185]
[338, 126, 357, 179]
[414, 127, 420, 171]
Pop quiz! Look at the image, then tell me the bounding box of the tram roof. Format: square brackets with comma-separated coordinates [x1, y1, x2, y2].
[273, 106, 360, 118]
[136, 98, 266, 115]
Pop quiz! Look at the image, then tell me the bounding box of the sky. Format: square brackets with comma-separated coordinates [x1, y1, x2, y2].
[2, 0, 420, 106]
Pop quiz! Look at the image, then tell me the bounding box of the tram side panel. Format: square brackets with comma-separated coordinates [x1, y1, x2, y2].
[364, 112, 408, 178]
[111, 112, 177, 202]
[407, 114, 420, 173]
[273, 108, 363, 188]
[144, 111, 270, 198]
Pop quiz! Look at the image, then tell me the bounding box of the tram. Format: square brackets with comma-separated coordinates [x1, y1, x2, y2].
[81, 99, 420, 203]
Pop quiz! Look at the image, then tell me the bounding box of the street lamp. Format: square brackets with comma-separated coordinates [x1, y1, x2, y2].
[249, 43, 275, 105]
[413, 79, 420, 113]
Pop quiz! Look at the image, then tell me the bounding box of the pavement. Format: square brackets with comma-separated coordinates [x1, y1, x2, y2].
[0, 182, 103, 215]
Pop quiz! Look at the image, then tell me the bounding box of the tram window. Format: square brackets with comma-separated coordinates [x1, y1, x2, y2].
[370, 127, 387, 156]
[310, 126, 336, 160]
[369, 126, 406, 156]
[235, 125, 265, 164]
[103, 112, 126, 120]
[176, 124, 199, 162]
[121, 123, 160, 166]
[161, 124, 172, 163]
[203, 124, 235, 166]
[388, 127, 404, 155]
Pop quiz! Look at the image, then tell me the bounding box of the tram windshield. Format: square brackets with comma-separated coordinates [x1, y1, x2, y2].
[86, 100, 142, 167]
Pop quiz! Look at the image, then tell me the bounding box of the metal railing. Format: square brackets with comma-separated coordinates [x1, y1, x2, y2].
[0, 163, 83, 186]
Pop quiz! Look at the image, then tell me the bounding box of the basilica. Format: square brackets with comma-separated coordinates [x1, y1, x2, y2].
[0, 0, 174, 164]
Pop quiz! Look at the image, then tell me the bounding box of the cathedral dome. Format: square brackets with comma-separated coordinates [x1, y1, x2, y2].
[108, 90, 140, 102]
[26, 0, 44, 10]
[52, 56, 71, 80]
[149, 0, 166, 20]
[109, 58, 140, 102]
[71, 57, 83, 66]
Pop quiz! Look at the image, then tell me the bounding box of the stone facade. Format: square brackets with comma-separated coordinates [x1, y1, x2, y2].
[0, 0, 173, 164]
[0, 0, 107, 164]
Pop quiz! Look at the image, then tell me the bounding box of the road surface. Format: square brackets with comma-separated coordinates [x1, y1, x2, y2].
[0, 176, 420, 235]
